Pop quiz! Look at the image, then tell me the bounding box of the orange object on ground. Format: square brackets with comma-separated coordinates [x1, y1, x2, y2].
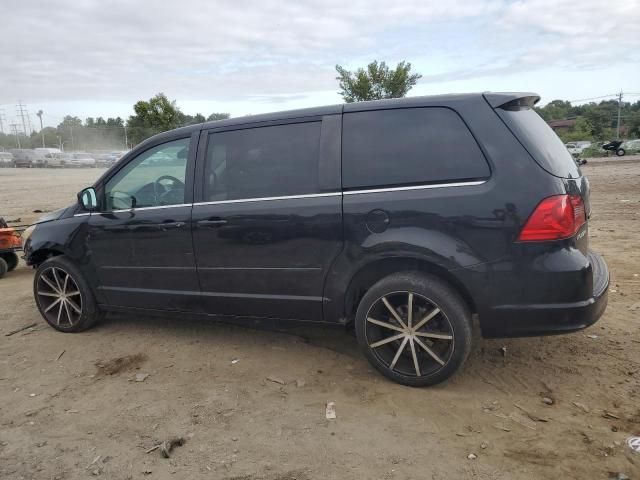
[0, 227, 22, 251]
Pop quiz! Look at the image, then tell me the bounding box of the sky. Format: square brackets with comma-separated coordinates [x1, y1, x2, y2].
[0, 0, 639, 129]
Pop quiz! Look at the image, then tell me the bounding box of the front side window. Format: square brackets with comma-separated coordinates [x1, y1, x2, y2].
[204, 122, 321, 201]
[104, 138, 189, 210]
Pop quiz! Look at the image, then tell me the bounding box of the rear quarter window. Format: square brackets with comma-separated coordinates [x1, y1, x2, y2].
[496, 107, 580, 179]
[342, 107, 490, 189]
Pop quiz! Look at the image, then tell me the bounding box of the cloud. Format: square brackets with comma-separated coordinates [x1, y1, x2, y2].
[0, 0, 638, 110]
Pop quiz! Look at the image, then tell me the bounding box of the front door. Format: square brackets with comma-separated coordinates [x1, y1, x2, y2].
[191, 117, 343, 321]
[88, 134, 200, 311]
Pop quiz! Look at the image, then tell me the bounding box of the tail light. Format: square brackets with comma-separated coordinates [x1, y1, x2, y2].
[518, 194, 586, 242]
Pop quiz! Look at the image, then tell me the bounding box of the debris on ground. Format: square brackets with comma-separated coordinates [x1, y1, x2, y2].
[134, 373, 150, 382]
[56, 350, 65, 361]
[586, 334, 599, 339]
[95, 353, 147, 376]
[160, 437, 185, 458]
[231, 358, 239, 364]
[602, 411, 620, 420]
[482, 401, 500, 413]
[467, 453, 477, 460]
[325, 402, 336, 420]
[514, 403, 548, 422]
[266, 375, 285, 385]
[541, 397, 554, 405]
[5, 323, 38, 337]
[480, 442, 488, 450]
[609, 473, 630, 480]
[572, 402, 590, 413]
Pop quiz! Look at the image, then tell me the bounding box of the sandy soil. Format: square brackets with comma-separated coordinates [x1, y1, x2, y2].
[0, 161, 639, 480]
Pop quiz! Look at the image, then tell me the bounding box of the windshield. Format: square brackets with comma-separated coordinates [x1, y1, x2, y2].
[497, 107, 580, 179]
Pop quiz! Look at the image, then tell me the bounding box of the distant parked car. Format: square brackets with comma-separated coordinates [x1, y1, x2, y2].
[622, 139, 640, 152]
[94, 153, 122, 167]
[10, 149, 47, 168]
[34, 147, 62, 157]
[68, 153, 97, 167]
[0, 152, 14, 167]
[565, 141, 591, 156]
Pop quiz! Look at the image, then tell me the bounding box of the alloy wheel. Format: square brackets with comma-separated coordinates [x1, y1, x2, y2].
[36, 267, 83, 327]
[365, 291, 454, 377]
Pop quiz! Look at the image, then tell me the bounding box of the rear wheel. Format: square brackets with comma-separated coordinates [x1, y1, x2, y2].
[355, 272, 472, 387]
[33, 256, 102, 332]
[0, 258, 7, 278]
[1, 252, 19, 271]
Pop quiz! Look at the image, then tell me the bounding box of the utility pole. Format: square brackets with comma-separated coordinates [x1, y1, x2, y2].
[16, 100, 30, 134]
[616, 91, 623, 140]
[36, 110, 45, 147]
[10, 124, 21, 148]
[123, 124, 128, 150]
[69, 126, 75, 151]
[0, 108, 5, 133]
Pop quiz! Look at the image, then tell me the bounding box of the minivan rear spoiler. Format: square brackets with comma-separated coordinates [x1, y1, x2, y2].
[483, 92, 541, 110]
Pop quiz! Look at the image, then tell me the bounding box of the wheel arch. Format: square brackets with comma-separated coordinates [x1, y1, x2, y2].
[342, 257, 476, 326]
[27, 247, 64, 267]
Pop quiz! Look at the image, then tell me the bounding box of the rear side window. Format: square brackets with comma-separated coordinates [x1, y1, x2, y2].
[496, 107, 580, 179]
[204, 122, 321, 201]
[342, 108, 490, 189]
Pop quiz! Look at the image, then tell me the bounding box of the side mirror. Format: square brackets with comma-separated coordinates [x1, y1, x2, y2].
[78, 187, 98, 211]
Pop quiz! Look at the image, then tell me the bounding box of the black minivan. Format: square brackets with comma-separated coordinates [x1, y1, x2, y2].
[23, 92, 609, 386]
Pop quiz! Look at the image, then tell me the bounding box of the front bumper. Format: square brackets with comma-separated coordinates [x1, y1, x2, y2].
[480, 250, 609, 338]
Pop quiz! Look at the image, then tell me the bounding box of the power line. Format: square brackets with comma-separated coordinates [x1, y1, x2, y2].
[568, 93, 619, 103]
[9, 124, 21, 148]
[16, 100, 33, 135]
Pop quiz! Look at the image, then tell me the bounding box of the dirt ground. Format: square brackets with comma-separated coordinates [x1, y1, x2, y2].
[1, 160, 639, 480]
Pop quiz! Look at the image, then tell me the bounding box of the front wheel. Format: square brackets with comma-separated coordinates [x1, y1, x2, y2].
[355, 272, 472, 387]
[33, 256, 102, 332]
[616, 148, 626, 157]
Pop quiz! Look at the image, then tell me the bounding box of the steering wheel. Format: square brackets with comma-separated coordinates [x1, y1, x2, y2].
[154, 175, 185, 204]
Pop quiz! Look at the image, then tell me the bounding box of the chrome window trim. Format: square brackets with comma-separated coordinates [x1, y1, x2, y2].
[193, 191, 341, 207]
[73, 181, 485, 215]
[108, 203, 193, 213]
[73, 212, 92, 217]
[343, 180, 486, 196]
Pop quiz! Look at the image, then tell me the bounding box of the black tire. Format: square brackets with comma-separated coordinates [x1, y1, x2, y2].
[33, 256, 103, 332]
[1, 252, 19, 271]
[0, 257, 7, 278]
[355, 272, 472, 387]
[616, 148, 625, 157]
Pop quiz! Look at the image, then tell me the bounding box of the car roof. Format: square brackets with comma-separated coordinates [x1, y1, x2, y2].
[143, 91, 539, 145]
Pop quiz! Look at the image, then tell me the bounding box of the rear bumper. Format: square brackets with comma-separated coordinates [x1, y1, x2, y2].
[480, 250, 609, 338]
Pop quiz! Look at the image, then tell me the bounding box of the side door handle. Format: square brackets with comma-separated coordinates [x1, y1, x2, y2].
[161, 221, 186, 229]
[196, 219, 228, 228]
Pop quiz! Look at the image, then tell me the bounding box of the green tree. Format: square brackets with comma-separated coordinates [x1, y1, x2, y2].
[335, 60, 422, 103]
[57, 115, 82, 129]
[627, 110, 640, 137]
[179, 112, 206, 126]
[127, 93, 183, 144]
[536, 99, 572, 121]
[207, 112, 231, 121]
